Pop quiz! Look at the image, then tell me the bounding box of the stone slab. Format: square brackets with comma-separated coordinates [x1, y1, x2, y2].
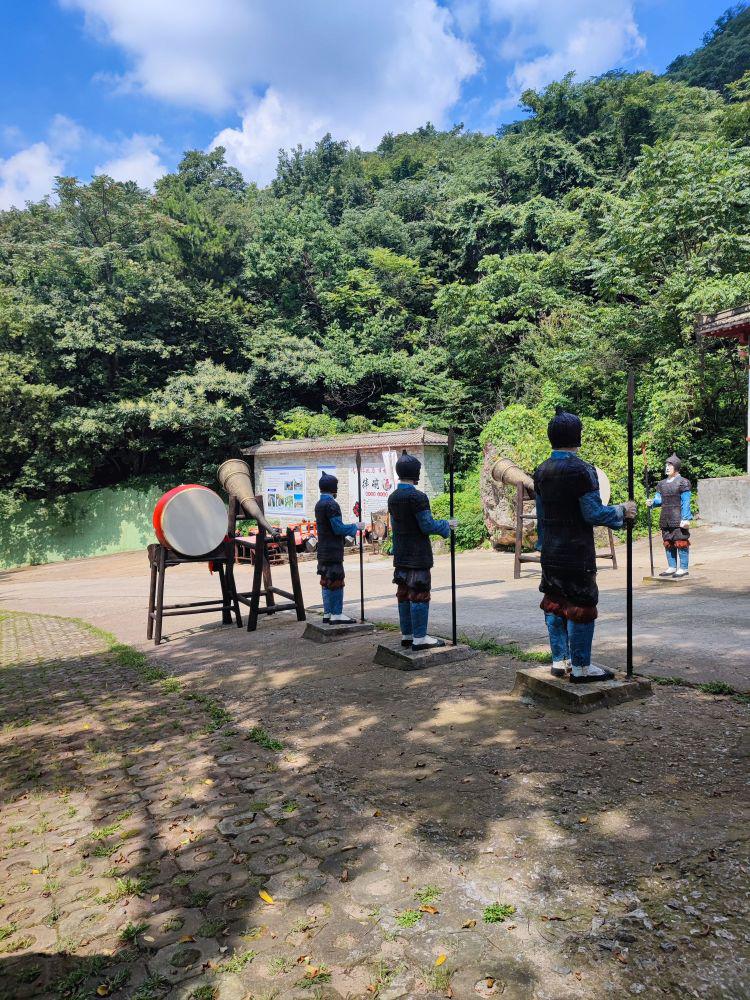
[641, 575, 702, 584]
[303, 620, 376, 643]
[512, 665, 652, 713]
[373, 640, 478, 671]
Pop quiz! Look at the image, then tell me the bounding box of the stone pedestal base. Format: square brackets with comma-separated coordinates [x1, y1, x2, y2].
[374, 640, 477, 671]
[302, 620, 375, 643]
[512, 665, 652, 713]
[642, 574, 699, 584]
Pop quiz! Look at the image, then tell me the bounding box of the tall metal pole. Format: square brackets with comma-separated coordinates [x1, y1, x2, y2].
[641, 442, 654, 578]
[626, 373, 635, 677]
[355, 449, 365, 623]
[448, 429, 457, 646]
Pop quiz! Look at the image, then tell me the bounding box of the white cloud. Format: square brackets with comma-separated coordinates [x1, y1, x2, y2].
[0, 119, 167, 209]
[482, 0, 644, 103]
[62, 0, 479, 184]
[95, 134, 166, 188]
[0, 143, 63, 210]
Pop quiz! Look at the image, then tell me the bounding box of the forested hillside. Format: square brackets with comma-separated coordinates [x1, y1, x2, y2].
[2, 6, 749, 511]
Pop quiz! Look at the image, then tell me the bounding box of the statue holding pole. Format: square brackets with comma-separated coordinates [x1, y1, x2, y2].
[533, 406, 637, 682]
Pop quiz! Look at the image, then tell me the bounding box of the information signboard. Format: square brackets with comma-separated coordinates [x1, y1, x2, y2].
[264, 467, 306, 516]
[348, 459, 396, 520]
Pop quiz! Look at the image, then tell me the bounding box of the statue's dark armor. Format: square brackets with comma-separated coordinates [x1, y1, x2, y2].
[388, 488, 433, 569]
[533, 456, 599, 575]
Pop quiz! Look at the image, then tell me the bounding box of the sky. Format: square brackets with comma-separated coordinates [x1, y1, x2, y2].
[0, 0, 732, 209]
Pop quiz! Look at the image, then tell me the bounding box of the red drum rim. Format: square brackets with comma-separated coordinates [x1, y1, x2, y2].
[153, 484, 228, 557]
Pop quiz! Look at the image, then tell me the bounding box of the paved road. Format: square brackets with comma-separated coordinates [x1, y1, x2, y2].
[1, 524, 748, 689]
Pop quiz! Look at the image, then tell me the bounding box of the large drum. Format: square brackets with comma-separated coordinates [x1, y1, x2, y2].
[153, 485, 228, 557]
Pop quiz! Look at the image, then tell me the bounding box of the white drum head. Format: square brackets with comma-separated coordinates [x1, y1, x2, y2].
[596, 467, 611, 506]
[161, 487, 227, 556]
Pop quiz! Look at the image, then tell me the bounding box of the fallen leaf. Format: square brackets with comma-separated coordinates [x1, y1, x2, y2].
[179, 935, 195, 942]
[420, 905, 439, 915]
[435, 954, 447, 966]
[305, 966, 320, 978]
[31, 869, 41, 875]
[462, 919, 477, 929]
[340, 868, 349, 882]
[373, 809, 381, 817]
[259, 890, 275, 905]
[579, 816, 589, 824]
[96, 987, 110, 997]
[150, 894, 160, 902]
[485, 979, 495, 989]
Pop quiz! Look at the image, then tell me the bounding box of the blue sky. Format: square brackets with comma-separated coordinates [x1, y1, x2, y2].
[0, 0, 732, 208]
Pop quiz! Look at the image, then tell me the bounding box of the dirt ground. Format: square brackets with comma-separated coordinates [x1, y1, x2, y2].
[0, 588, 747, 999]
[1, 525, 748, 690]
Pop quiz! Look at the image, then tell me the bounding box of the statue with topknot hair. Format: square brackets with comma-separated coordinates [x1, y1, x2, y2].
[647, 453, 693, 577]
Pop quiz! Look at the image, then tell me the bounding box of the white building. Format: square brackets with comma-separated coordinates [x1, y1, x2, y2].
[243, 428, 449, 526]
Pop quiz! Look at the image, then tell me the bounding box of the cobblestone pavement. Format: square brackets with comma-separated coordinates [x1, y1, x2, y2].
[0, 609, 748, 1000]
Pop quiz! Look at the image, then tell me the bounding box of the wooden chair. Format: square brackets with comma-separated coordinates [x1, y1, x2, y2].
[146, 538, 242, 645]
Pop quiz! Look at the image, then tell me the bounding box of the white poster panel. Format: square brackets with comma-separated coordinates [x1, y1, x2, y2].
[264, 466, 306, 516]
[348, 459, 396, 520]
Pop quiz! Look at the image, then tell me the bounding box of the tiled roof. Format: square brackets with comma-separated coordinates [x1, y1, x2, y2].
[695, 305, 750, 341]
[243, 427, 448, 457]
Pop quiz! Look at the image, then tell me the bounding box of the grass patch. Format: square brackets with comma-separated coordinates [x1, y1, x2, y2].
[247, 726, 283, 752]
[189, 890, 212, 908]
[119, 920, 148, 945]
[697, 681, 735, 695]
[197, 918, 227, 938]
[463, 634, 553, 663]
[184, 692, 231, 733]
[395, 909, 422, 928]
[220, 949, 257, 974]
[129, 974, 170, 1000]
[91, 821, 122, 840]
[0, 923, 18, 941]
[92, 840, 121, 858]
[189, 987, 217, 1000]
[483, 902, 516, 924]
[423, 964, 453, 992]
[97, 876, 149, 904]
[414, 885, 442, 906]
[648, 673, 749, 704]
[54, 955, 108, 994]
[268, 956, 293, 975]
[297, 964, 331, 989]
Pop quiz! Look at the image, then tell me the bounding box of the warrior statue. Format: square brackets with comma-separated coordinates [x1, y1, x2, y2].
[315, 472, 366, 624]
[534, 407, 637, 683]
[647, 454, 692, 578]
[387, 451, 457, 651]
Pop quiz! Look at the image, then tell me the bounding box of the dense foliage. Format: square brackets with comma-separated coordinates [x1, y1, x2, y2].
[667, 3, 750, 91]
[1, 6, 748, 514]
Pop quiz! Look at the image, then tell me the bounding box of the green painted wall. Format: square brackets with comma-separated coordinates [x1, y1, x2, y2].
[0, 484, 167, 570]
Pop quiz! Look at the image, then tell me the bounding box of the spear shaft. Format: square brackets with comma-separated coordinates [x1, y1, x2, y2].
[626, 373, 635, 678]
[355, 449, 365, 623]
[641, 442, 655, 578]
[448, 429, 457, 646]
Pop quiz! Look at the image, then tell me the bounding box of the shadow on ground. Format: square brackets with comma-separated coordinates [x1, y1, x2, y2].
[0, 608, 748, 999]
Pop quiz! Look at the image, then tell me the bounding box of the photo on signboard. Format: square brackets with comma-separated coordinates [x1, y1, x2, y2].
[284, 479, 294, 491]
